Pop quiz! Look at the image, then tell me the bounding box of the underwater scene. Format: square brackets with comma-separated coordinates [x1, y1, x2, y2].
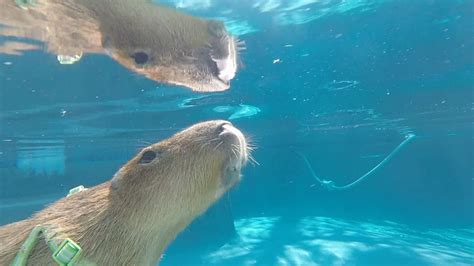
[0, 0, 473, 265]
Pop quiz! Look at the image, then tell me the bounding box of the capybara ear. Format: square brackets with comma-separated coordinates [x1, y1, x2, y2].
[138, 150, 157, 165]
[110, 167, 126, 191]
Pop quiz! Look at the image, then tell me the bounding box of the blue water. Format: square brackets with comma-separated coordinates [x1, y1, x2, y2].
[1, 0, 473, 265]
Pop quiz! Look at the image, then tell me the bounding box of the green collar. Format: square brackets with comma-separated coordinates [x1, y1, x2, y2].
[12, 186, 89, 266]
[14, 0, 35, 10]
[11, 226, 83, 266]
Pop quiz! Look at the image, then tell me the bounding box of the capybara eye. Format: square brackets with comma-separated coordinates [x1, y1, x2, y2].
[131, 51, 149, 65]
[138, 150, 156, 164]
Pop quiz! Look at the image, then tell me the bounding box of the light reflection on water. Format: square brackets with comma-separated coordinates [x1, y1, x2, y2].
[189, 216, 473, 266]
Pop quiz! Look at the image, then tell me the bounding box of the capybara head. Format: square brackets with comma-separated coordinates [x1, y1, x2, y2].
[0, 1, 241, 92]
[99, 4, 240, 92]
[110, 120, 249, 224]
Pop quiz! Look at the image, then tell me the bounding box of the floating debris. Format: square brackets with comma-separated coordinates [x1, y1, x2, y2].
[326, 80, 360, 91]
[57, 53, 83, 65]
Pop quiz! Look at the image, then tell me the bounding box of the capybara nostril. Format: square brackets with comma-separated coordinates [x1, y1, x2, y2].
[216, 121, 232, 134]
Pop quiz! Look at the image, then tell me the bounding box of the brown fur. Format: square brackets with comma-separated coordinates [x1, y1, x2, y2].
[0, 0, 239, 92]
[0, 120, 249, 265]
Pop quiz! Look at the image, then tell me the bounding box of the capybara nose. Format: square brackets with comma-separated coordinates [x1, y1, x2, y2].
[216, 121, 232, 134]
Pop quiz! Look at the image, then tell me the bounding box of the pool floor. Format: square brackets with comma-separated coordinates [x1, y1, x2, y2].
[162, 216, 474, 266]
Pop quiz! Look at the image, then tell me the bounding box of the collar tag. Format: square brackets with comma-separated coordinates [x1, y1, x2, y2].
[52, 238, 83, 266]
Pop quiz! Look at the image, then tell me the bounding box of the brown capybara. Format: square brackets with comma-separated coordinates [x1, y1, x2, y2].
[0, 120, 250, 265]
[0, 0, 241, 91]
